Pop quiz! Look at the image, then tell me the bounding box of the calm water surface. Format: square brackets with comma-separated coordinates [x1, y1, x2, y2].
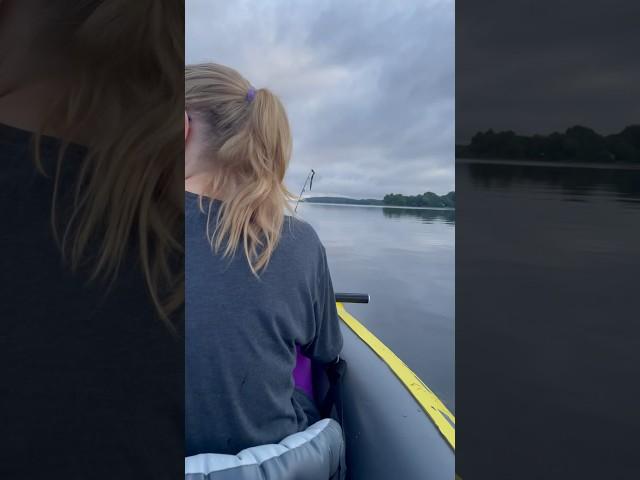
[296, 203, 455, 411]
[457, 160, 640, 478]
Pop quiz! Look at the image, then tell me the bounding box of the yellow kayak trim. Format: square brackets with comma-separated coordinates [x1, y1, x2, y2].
[336, 302, 456, 450]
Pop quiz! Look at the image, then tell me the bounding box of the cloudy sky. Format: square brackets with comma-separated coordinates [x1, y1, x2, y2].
[186, 0, 454, 199]
[456, 0, 640, 144]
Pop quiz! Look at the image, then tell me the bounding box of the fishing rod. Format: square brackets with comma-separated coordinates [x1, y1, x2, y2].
[294, 169, 315, 213]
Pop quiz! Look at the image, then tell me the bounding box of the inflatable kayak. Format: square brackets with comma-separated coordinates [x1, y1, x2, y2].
[185, 294, 454, 480]
[334, 293, 455, 479]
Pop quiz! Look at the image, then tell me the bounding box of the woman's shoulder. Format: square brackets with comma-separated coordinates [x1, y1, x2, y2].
[272, 215, 327, 276]
[281, 215, 325, 254]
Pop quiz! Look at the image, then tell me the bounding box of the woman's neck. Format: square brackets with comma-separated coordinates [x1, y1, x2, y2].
[185, 173, 210, 195]
[0, 76, 92, 146]
[185, 172, 230, 201]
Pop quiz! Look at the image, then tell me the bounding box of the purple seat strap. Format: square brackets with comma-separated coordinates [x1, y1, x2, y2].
[293, 345, 314, 399]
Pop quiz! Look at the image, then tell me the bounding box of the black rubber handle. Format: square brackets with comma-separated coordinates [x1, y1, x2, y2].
[335, 293, 370, 304]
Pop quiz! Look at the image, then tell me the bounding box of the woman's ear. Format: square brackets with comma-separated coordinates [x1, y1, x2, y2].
[184, 111, 190, 142]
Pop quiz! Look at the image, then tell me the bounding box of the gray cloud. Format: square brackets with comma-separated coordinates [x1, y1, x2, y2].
[187, 0, 454, 198]
[456, 0, 640, 144]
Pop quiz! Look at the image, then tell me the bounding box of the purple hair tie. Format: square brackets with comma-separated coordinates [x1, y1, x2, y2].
[246, 86, 256, 103]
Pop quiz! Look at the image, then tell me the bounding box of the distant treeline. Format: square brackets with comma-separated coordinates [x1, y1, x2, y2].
[304, 192, 455, 208]
[456, 125, 640, 163]
[383, 191, 455, 208]
[303, 196, 383, 206]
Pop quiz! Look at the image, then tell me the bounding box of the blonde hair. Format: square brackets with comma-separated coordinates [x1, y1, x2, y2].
[185, 63, 293, 274]
[16, 1, 184, 326]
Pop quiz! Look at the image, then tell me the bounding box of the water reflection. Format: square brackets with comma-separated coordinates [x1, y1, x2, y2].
[462, 160, 640, 202]
[457, 161, 640, 478]
[382, 206, 455, 224]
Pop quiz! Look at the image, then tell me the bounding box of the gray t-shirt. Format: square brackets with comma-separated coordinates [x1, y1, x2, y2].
[185, 192, 343, 456]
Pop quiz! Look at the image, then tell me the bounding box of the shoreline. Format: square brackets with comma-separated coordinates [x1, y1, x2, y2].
[297, 201, 455, 211]
[455, 157, 640, 171]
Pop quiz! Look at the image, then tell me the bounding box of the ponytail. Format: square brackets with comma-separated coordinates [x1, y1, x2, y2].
[185, 63, 294, 274]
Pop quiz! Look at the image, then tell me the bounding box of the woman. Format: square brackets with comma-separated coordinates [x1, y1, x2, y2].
[185, 63, 343, 456]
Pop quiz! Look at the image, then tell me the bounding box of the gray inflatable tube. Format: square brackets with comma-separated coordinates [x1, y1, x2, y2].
[338, 320, 455, 479]
[185, 418, 345, 480]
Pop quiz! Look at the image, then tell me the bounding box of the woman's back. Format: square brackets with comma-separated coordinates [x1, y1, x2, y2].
[1, 123, 184, 479]
[185, 192, 342, 455]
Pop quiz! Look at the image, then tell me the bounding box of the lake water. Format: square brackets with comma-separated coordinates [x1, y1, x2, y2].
[456, 160, 640, 478]
[295, 202, 455, 411]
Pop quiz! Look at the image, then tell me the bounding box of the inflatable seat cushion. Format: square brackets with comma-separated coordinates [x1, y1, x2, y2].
[185, 418, 344, 480]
